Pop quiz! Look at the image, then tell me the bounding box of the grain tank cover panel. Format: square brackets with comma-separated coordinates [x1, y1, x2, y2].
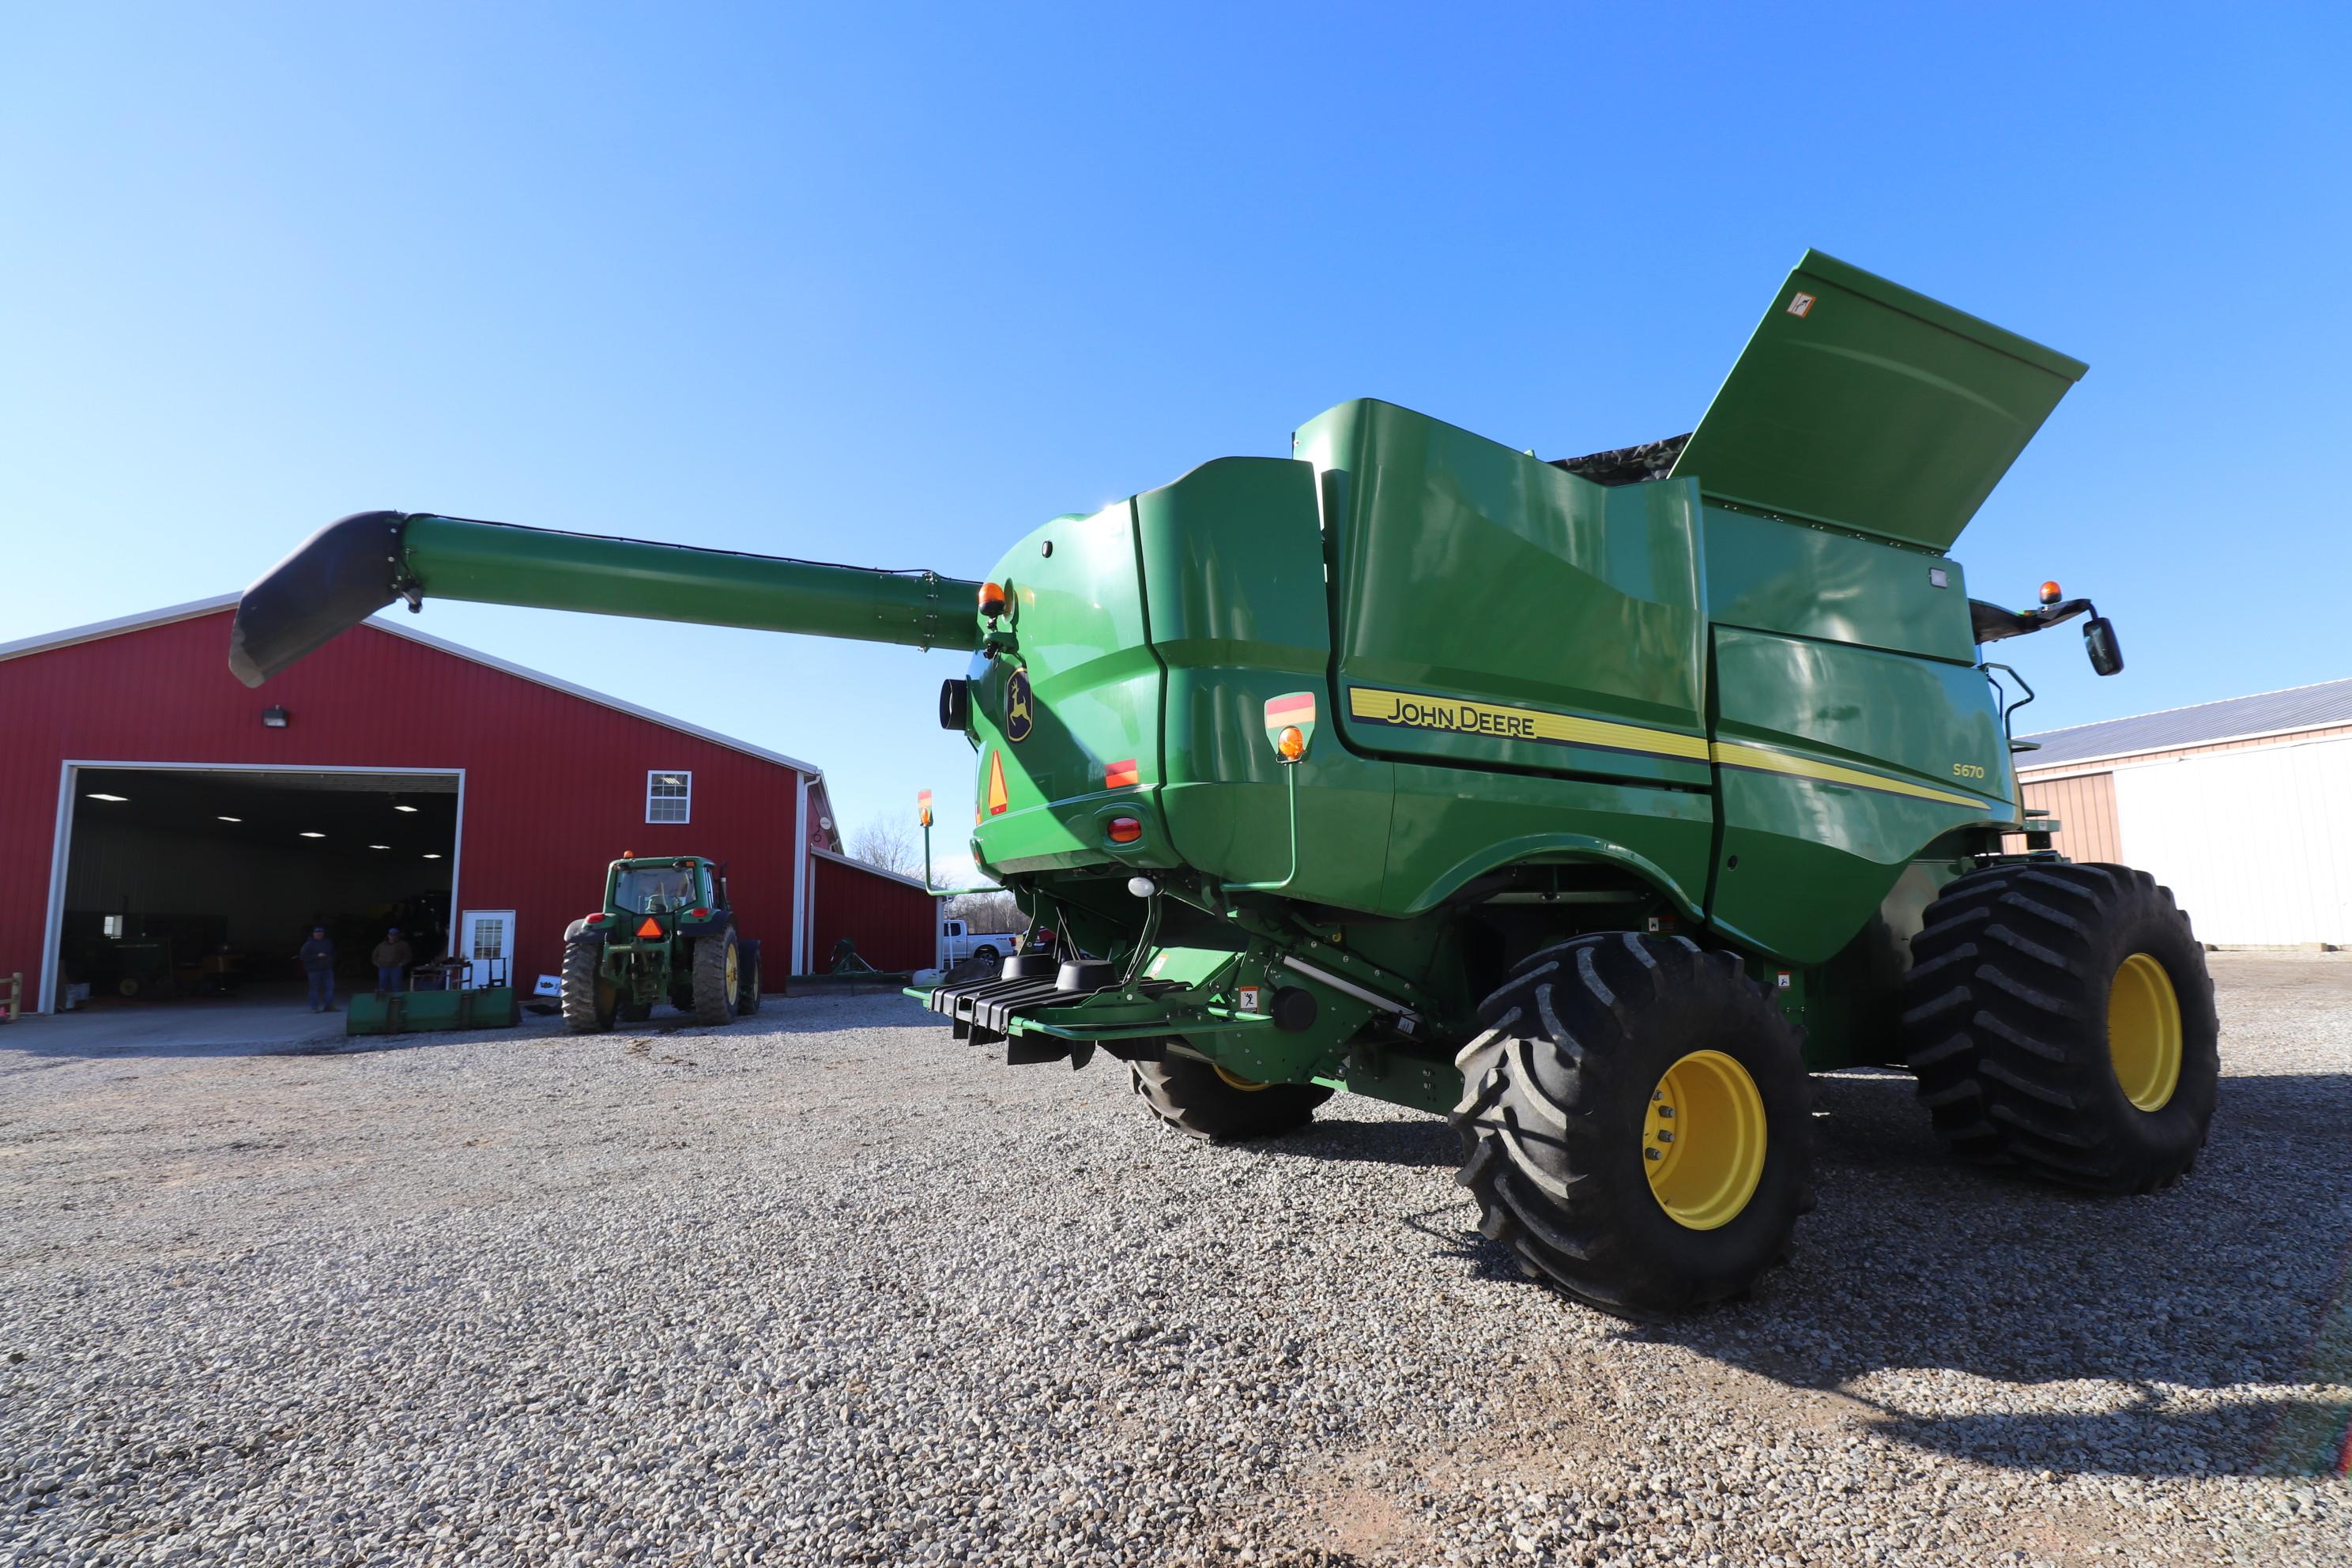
[1670, 250, 2086, 552]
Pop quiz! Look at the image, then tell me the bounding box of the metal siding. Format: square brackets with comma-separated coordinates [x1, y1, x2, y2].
[808, 856, 938, 974]
[2016, 773, 2121, 864]
[0, 610, 806, 1008]
[2111, 736, 2352, 946]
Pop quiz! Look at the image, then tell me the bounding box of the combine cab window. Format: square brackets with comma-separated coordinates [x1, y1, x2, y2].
[645, 770, 692, 824]
[613, 865, 700, 914]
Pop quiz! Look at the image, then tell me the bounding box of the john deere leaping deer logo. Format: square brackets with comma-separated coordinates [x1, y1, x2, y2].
[1004, 668, 1035, 742]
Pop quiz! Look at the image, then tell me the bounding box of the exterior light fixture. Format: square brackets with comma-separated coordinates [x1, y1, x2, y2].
[300, 831, 326, 839]
[217, 815, 242, 822]
[368, 843, 390, 850]
[262, 707, 290, 729]
[393, 805, 419, 813]
[422, 853, 443, 860]
[86, 792, 130, 802]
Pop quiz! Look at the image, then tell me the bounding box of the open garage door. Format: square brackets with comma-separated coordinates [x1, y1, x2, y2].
[42, 765, 460, 1014]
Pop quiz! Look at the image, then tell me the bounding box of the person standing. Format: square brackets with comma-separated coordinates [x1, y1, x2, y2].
[371, 927, 413, 997]
[299, 925, 337, 1012]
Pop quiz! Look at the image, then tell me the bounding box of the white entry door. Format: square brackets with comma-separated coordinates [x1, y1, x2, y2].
[458, 910, 517, 989]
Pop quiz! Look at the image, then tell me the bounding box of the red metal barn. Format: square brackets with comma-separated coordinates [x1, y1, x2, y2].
[0, 597, 937, 1014]
[807, 849, 940, 973]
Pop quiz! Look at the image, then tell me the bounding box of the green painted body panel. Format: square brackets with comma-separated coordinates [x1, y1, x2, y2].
[1709, 628, 2011, 963]
[1701, 506, 1976, 664]
[1136, 459, 1397, 906]
[966, 497, 1168, 874]
[1672, 251, 2086, 551]
[1298, 401, 1711, 790]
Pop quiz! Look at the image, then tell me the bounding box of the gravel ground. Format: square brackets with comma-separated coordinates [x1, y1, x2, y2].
[3, 954, 2347, 1566]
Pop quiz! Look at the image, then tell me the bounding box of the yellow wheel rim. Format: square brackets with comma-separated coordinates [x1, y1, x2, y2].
[2107, 952, 2182, 1111]
[1212, 1062, 1271, 1092]
[725, 943, 740, 1001]
[1644, 1050, 1767, 1231]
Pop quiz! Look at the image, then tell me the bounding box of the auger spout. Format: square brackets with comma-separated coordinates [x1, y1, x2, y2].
[228, 510, 983, 687]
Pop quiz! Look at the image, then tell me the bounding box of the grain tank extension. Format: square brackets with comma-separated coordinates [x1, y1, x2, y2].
[232, 252, 2217, 1314]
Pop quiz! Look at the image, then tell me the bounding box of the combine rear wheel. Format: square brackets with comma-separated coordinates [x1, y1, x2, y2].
[1900, 861, 2217, 1191]
[1452, 933, 1815, 1317]
[1131, 1053, 1333, 1142]
[692, 928, 741, 1025]
[560, 942, 618, 1034]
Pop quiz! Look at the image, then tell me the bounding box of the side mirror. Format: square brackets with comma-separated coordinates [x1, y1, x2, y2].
[2084, 616, 2124, 677]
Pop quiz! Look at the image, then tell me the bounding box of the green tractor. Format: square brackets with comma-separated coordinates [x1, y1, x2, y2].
[229, 251, 2218, 1315]
[560, 854, 761, 1031]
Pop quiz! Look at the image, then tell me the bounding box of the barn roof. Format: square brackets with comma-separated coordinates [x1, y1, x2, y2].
[0, 593, 825, 778]
[2018, 677, 2352, 769]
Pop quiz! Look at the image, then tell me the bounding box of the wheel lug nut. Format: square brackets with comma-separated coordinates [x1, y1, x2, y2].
[1657, 1130, 1675, 1144]
[1645, 1148, 1663, 1161]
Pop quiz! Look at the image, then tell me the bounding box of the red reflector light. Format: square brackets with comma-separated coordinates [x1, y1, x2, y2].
[1107, 816, 1142, 844]
[587, 913, 606, 925]
[1106, 759, 1140, 789]
[636, 917, 662, 938]
[688, 906, 710, 919]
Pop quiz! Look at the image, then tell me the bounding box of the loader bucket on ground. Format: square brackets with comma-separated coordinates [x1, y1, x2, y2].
[345, 986, 520, 1036]
[1671, 249, 2087, 551]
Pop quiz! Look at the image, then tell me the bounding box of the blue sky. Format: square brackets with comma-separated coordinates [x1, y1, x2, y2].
[5, 4, 2346, 853]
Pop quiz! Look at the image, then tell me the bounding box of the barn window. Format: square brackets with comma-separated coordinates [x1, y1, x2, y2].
[645, 770, 692, 824]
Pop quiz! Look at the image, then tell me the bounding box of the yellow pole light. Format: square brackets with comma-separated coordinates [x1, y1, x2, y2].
[917, 789, 933, 827]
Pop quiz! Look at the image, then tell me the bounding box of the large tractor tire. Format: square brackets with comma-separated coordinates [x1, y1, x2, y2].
[1130, 1053, 1334, 1142]
[736, 940, 762, 1016]
[1900, 861, 2218, 1192]
[692, 927, 741, 1026]
[560, 941, 618, 1034]
[1453, 933, 1816, 1317]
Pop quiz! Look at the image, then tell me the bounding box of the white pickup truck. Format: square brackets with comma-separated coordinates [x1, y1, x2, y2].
[939, 918, 1022, 967]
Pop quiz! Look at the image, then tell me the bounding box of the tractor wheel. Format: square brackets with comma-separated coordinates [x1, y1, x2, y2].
[1452, 933, 1816, 1317]
[1900, 861, 2218, 1192]
[560, 941, 618, 1034]
[736, 943, 762, 1016]
[1130, 1052, 1333, 1142]
[692, 927, 741, 1026]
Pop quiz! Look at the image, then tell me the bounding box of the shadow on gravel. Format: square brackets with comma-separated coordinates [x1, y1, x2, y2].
[1262, 1115, 1463, 1169]
[1264, 1066, 2352, 1479]
[1629, 1068, 2352, 1479]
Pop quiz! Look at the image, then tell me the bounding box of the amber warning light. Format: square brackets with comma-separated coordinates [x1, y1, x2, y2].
[917, 789, 933, 827]
[978, 582, 1008, 618]
[2040, 580, 2063, 605]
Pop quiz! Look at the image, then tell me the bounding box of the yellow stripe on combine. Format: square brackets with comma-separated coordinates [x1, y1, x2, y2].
[1345, 686, 1709, 761]
[1708, 742, 1990, 810]
[1342, 684, 1991, 811]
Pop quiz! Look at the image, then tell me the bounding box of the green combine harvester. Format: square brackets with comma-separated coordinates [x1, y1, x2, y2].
[230, 252, 2218, 1314]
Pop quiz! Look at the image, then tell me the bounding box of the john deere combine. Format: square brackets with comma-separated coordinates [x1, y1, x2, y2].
[229, 252, 2218, 1314]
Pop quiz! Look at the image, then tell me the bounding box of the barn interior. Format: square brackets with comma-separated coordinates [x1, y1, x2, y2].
[54, 767, 458, 1006]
